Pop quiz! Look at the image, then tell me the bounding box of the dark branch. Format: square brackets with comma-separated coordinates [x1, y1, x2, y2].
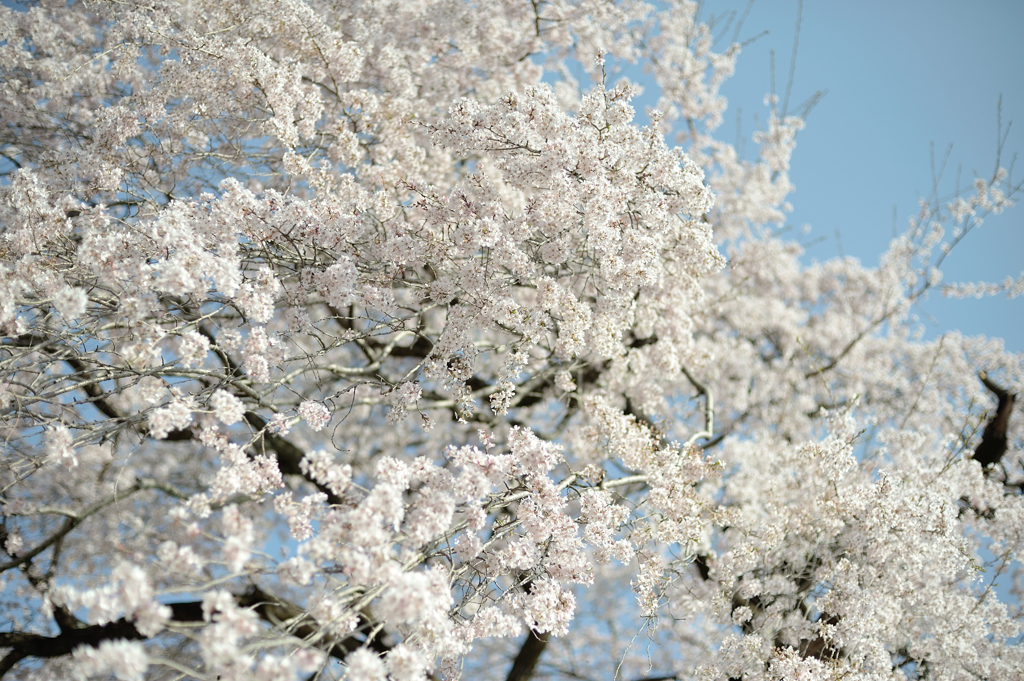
[243, 411, 343, 505]
[0, 601, 204, 663]
[504, 630, 549, 681]
[0, 587, 383, 678]
[974, 371, 1016, 468]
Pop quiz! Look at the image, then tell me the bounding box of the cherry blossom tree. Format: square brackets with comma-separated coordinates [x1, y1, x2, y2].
[1, 1, 1022, 680]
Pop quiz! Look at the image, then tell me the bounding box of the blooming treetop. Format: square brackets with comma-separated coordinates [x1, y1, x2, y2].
[0, 1, 1022, 680]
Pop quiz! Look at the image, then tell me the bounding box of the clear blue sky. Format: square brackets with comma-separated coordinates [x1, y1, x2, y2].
[698, 0, 1024, 352]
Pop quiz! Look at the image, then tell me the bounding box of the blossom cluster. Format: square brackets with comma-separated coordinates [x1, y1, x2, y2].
[1, 0, 1022, 680]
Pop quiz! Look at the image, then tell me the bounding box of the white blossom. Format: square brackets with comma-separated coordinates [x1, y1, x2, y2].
[178, 330, 211, 368]
[73, 639, 148, 681]
[1, 1, 1022, 679]
[298, 400, 331, 432]
[44, 424, 77, 468]
[345, 648, 386, 681]
[210, 389, 245, 426]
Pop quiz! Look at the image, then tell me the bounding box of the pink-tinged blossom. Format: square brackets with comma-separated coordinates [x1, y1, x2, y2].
[298, 400, 331, 431]
[554, 370, 577, 393]
[267, 412, 292, 435]
[73, 639, 148, 681]
[148, 398, 193, 439]
[385, 644, 428, 681]
[509, 426, 562, 477]
[53, 563, 165, 631]
[293, 648, 327, 674]
[133, 599, 171, 637]
[199, 591, 260, 674]
[345, 648, 386, 681]
[3, 529, 23, 556]
[53, 285, 87, 320]
[523, 579, 576, 636]
[377, 566, 453, 627]
[221, 505, 254, 573]
[387, 381, 423, 423]
[299, 450, 350, 495]
[217, 327, 243, 352]
[44, 424, 77, 468]
[274, 491, 327, 541]
[240, 327, 285, 383]
[404, 483, 456, 547]
[309, 596, 357, 636]
[454, 532, 482, 561]
[278, 556, 316, 586]
[252, 655, 293, 681]
[156, 541, 204, 576]
[2, 0, 1023, 678]
[465, 606, 523, 641]
[319, 257, 359, 308]
[189, 432, 283, 509]
[237, 265, 281, 323]
[579, 489, 633, 564]
[178, 329, 210, 368]
[210, 389, 245, 425]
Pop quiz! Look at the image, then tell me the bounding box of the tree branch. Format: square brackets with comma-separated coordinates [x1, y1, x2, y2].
[0, 586, 384, 678]
[504, 630, 549, 681]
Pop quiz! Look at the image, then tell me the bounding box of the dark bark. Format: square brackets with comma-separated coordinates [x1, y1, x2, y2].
[0, 601, 205, 663]
[692, 552, 711, 581]
[0, 586, 382, 678]
[691, 551, 842, 664]
[974, 371, 1016, 468]
[243, 411, 344, 504]
[504, 630, 550, 681]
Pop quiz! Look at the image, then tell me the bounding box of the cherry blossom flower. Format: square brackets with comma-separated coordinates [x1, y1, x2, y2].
[298, 400, 331, 432]
[1, 1, 1022, 679]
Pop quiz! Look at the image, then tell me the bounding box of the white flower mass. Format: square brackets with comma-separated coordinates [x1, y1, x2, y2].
[0, 1, 1021, 680]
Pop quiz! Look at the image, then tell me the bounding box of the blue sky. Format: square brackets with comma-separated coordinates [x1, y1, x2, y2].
[694, 0, 1024, 352]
